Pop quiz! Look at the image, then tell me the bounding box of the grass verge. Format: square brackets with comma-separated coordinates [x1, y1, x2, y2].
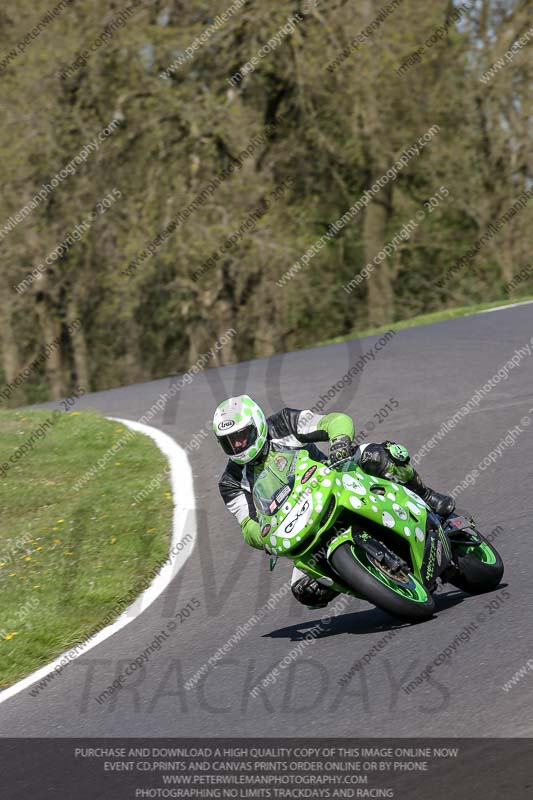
[0, 410, 172, 688]
[317, 295, 533, 346]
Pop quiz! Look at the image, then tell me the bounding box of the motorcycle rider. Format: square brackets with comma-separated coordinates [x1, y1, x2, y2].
[214, 395, 455, 609]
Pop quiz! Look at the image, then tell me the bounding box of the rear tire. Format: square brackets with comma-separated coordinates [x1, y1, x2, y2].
[329, 542, 435, 623]
[448, 531, 504, 593]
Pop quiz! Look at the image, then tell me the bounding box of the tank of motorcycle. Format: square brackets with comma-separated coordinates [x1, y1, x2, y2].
[254, 449, 428, 575]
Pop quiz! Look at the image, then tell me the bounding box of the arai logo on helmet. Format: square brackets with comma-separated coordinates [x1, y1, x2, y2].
[218, 420, 235, 430]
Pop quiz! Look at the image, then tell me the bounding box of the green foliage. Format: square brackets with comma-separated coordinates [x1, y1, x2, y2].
[0, 0, 531, 401]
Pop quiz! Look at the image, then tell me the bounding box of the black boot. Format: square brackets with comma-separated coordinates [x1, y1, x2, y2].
[291, 575, 339, 609]
[406, 470, 455, 519]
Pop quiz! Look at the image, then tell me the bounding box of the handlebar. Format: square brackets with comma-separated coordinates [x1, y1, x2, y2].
[325, 444, 358, 469]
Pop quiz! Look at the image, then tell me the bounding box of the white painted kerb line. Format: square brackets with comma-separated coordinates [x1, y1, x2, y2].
[0, 417, 197, 704]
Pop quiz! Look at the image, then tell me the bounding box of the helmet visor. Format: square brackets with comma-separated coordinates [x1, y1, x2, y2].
[219, 423, 258, 456]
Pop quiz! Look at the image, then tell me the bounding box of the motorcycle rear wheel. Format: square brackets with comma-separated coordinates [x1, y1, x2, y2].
[448, 530, 504, 593]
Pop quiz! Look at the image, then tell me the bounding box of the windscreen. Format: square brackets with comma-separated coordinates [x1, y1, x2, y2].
[253, 450, 297, 516]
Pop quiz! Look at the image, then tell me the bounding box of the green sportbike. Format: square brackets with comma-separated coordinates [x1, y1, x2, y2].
[253, 447, 504, 622]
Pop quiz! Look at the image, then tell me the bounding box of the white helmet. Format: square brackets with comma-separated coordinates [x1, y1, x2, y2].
[213, 395, 268, 465]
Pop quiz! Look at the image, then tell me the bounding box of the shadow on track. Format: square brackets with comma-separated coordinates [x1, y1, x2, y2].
[264, 606, 410, 641]
[263, 586, 480, 641]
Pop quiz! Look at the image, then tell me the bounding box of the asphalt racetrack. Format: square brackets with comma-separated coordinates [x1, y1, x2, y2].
[1, 302, 532, 738]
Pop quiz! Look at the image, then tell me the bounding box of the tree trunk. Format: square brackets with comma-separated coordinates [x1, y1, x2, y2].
[123, 315, 144, 384]
[364, 196, 394, 328]
[67, 301, 90, 391]
[0, 299, 20, 386]
[34, 295, 65, 400]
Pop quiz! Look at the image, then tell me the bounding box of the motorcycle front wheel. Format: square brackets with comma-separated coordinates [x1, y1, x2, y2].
[330, 541, 435, 623]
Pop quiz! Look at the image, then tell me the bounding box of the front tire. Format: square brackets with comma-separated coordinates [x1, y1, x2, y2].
[448, 531, 504, 593]
[329, 542, 435, 623]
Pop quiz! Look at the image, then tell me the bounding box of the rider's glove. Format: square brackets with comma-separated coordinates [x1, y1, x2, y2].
[329, 435, 352, 464]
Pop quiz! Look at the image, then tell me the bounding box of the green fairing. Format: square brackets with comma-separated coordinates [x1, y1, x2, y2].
[317, 412, 355, 441]
[252, 447, 431, 602]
